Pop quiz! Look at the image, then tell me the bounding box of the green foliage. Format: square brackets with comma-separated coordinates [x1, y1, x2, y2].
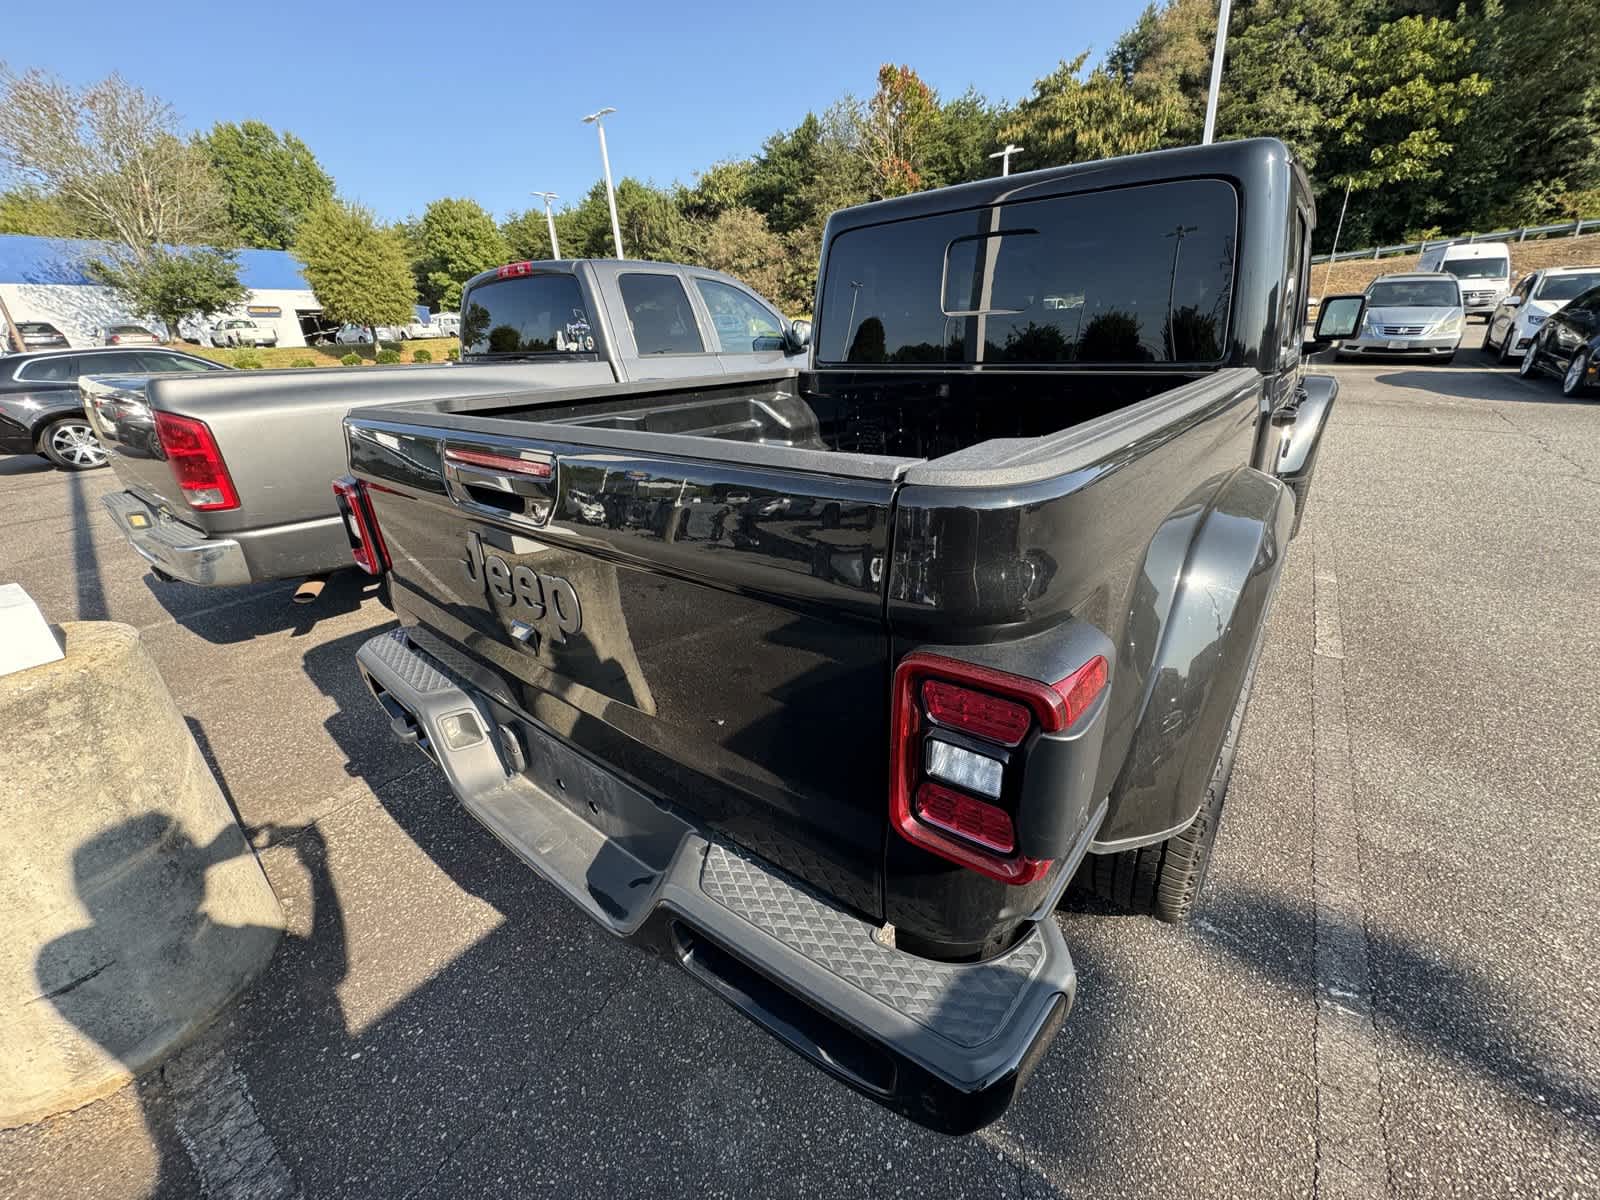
[233, 352, 263, 369]
[1324, 15, 1490, 192]
[375, 348, 402, 364]
[0, 187, 94, 236]
[197, 120, 333, 249]
[340, 352, 362, 366]
[698, 207, 789, 308]
[289, 356, 316, 368]
[411, 348, 433, 362]
[87, 247, 247, 341]
[1002, 52, 1180, 163]
[411, 197, 508, 310]
[558, 179, 700, 261]
[923, 89, 1009, 187]
[500, 206, 556, 261]
[678, 160, 754, 222]
[293, 199, 417, 331]
[446, 346, 460, 362]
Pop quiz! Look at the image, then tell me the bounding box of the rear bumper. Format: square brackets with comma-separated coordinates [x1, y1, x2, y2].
[102, 491, 253, 586]
[355, 627, 1076, 1134]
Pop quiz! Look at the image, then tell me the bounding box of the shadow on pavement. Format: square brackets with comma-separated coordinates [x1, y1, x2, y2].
[67, 470, 108, 621]
[1191, 885, 1600, 1136]
[1375, 366, 1583, 404]
[142, 569, 380, 644]
[0, 454, 55, 477]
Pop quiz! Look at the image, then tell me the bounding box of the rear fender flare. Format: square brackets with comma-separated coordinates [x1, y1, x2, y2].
[1094, 466, 1292, 849]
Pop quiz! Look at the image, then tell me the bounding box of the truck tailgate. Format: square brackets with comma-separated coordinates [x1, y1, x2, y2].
[348, 418, 899, 918]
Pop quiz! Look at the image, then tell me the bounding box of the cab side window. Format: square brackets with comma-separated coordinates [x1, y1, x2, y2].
[619, 273, 705, 355]
[694, 278, 785, 353]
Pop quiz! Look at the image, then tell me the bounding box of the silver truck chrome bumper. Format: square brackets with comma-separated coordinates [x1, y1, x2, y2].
[101, 491, 252, 587]
[354, 627, 1076, 1133]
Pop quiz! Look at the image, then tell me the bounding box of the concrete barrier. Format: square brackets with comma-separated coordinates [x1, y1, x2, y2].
[0, 622, 284, 1128]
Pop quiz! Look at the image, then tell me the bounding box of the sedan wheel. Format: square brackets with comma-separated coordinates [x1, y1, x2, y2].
[1497, 324, 1516, 363]
[41, 419, 109, 470]
[1563, 349, 1592, 397]
[1518, 337, 1541, 377]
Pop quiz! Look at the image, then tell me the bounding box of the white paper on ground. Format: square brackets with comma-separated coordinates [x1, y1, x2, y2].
[0, 583, 65, 676]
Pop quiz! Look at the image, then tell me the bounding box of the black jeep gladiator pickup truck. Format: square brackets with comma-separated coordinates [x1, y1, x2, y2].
[337, 138, 1362, 1133]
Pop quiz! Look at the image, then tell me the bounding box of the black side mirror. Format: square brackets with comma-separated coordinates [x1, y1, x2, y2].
[1304, 293, 1365, 352]
[786, 319, 813, 353]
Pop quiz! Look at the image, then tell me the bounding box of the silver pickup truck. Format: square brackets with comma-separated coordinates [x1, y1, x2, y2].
[83, 260, 807, 590]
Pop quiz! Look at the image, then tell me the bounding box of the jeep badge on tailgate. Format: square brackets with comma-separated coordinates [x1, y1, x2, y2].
[462, 530, 582, 646]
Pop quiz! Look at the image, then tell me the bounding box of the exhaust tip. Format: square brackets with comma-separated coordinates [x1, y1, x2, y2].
[292, 574, 330, 604]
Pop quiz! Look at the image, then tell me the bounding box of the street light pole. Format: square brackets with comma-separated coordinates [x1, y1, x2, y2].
[582, 107, 624, 259]
[1202, 0, 1232, 144]
[988, 143, 1024, 176]
[531, 191, 560, 259]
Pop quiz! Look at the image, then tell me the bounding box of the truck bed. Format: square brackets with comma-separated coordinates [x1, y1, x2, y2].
[427, 368, 1204, 466]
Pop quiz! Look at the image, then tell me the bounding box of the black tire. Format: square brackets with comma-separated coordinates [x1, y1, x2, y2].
[1562, 348, 1592, 397]
[39, 417, 109, 470]
[1073, 662, 1256, 923]
[1497, 325, 1515, 364]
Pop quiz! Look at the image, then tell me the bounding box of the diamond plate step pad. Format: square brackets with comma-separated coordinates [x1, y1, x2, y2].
[701, 841, 1043, 1048]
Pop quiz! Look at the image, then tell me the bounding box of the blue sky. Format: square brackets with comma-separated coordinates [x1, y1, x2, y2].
[4, 0, 1142, 223]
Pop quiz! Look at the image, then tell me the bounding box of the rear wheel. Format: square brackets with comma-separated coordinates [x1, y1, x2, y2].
[39, 418, 108, 470]
[1563, 348, 1592, 397]
[1073, 664, 1256, 923]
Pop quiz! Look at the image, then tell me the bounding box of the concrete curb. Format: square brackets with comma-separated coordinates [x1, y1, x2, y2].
[0, 622, 284, 1128]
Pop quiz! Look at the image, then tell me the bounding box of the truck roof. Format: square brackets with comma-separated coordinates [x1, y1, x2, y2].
[823, 138, 1308, 234]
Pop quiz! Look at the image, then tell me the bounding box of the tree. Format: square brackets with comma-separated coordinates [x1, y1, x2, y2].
[678, 160, 753, 222]
[197, 120, 334, 250]
[746, 115, 830, 234]
[0, 188, 94, 237]
[0, 68, 227, 261]
[924, 89, 1009, 187]
[1106, 0, 1214, 147]
[88, 248, 247, 342]
[557, 179, 699, 261]
[411, 197, 507, 310]
[500, 206, 557, 262]
[1003, 53, 1181, 166]
[698, 206, 786, 305]
[854, 64, 940, 198]
[1323, 15, 1489, 192]
[293, 199, 416, 344]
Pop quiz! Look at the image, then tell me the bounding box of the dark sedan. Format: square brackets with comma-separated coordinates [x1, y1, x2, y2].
[0, 346, 226, 470]
[1518, 283, 1600, 397]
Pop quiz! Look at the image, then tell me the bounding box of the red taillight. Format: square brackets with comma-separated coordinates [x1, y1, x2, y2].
[496, 261, 535, 278]
[154, 411, 239, 511]
[109, 334, 121, 344]
[889, 651, 1109, 884]
[333, 476, 389, 574]
[914, 783, 1015, 854]
[923, 679, 1032, 746]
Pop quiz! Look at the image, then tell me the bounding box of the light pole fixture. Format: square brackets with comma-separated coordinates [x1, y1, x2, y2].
[582, 107, 625, 259]
[989, 144, 1024, 176]
[531, 191, 560, 259]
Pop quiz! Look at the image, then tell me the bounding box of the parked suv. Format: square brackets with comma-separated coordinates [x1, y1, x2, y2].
[0, 346, 226, 469]
[1336, 272, 1464, 362]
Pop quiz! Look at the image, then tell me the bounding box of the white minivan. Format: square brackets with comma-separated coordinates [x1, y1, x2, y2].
[1417, 241, 1512, 320]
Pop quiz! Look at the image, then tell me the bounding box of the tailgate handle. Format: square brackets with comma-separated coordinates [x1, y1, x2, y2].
[442, 446, 556, 526]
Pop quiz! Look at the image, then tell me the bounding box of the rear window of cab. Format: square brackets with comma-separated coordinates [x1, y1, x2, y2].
[461, 274, 595, 356]
[816, 178, 1239, 367]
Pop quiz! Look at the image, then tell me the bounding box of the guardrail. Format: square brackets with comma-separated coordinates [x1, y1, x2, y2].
[1311, 218, 1597, 264]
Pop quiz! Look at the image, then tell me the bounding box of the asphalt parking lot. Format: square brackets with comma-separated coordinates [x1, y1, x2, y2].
[2, 326, 1597, 1199]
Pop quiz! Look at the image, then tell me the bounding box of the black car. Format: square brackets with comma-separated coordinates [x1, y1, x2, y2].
[0, 346, 227, 470]
[14, 321, 70, 350]
[1518, 283, 1600, 397]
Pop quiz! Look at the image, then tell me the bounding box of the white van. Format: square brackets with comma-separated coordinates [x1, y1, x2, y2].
[1417, 241, 1512, 319]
